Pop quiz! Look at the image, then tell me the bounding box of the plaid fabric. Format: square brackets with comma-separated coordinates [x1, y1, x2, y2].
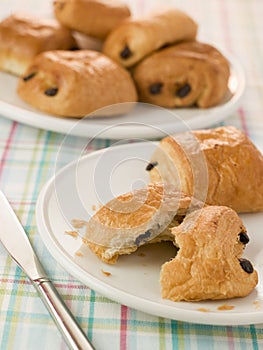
[0, 0, 263, 349]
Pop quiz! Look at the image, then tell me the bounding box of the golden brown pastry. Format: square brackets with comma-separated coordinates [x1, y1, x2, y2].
[54, 0, 131, 40]
[161, 206, 258, 301]
[133, 41, 230, 108]
[103, 9, 198, 68]
[147, 126, 263, 213]
[82, 183, 203, 264]
[17, 50, 138, 117]
[0, 13, 76, 76]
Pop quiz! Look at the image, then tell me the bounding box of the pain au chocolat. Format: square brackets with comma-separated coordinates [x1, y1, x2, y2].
[17, 50, 138, 117]
[147, 126, 263, 213]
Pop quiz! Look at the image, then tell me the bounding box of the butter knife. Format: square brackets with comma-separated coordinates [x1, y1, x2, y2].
[0, 191, 94, 350]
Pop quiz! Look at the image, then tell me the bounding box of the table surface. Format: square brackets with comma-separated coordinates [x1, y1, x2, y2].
[0, 0, 263, 349]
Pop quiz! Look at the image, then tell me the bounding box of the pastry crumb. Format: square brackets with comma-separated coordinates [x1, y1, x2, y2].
[75, 251, 84, 257]
[91, 205, 97, 211]
[71, 219, 87, 228]
[253, 300, 261, 309]
[101, 269, 111, 277]
[137, 252, 146, 257]
[217, 304, 235, 311]
[65, 230, 78, 238]
[197, 308, 210, 313]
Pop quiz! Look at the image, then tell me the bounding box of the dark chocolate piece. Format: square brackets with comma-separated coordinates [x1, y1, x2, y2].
[149, 83, 163, 95]
[146, 161, 158, 171]
[120, 45, 132, 59]
[135, 230, 152, 246]
[238, 231, 250, 244]
[22, 72, 36, 82]
[239, 258, 254, 274]
[176, 83, 191, 98]
[44, 87, 58, 96]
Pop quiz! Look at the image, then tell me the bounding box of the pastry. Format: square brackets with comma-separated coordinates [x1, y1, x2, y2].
[54, 0, 131, 40]
[103, 9, 198, 68]
[147, 126, 263, 213]
[17, 50, 138, 117]
[161, 206, 258, 301]
[82, 183, 203, 264]
[0, 13, 76, 76]
[133, 41, 230, 108]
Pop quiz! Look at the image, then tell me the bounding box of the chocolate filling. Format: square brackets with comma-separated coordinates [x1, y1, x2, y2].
[176, 83, 191, 98]
[149, 83, 163, 95]
[44, 87, 58, 97]
[238, 231, 250, 244]
[239, 258, 254, 273]
[22, 72, 36, 82]
[120, 45, 132, 59]
[135, 230, 152, 246]
[146, 161, 158, 171]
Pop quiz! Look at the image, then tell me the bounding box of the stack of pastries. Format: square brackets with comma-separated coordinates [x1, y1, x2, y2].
[82, 126, 263, 302]
[0, 0, 231, 117]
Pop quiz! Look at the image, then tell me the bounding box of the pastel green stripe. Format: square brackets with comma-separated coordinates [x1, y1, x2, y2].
[158, 317, 166, 350]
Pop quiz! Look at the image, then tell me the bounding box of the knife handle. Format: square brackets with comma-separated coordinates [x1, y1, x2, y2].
[33, 278, 95, 350]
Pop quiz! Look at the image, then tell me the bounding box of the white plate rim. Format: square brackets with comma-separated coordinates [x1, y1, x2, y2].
[36, 142, 263, 326]
[0, 47, 245, 140]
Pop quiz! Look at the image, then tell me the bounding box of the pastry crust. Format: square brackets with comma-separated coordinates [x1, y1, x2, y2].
[17, 50, 138, 117]
[54, 0, 131, 39]
[83, 183, 203, 264]
[0, 13, 76, 76]
[148, 126, 263, 213]
[103, 8, 198, 68]
[161, 206, 258, 301]
[133, 41, 230, 108]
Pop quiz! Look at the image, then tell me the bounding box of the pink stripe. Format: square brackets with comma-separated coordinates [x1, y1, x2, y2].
[0, 121, 17, 179]
[120, 305, 128, 350]
[218, 0, 232, 51]
[227, 326, 235, 350]
[238, 108, 250, 136]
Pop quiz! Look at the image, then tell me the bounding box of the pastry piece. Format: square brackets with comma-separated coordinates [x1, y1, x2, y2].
[147, 126, 263, 213]
[54, 0, 131, 40]
[103, 9, 198, 68]
[17, 50, 138, 117]
[0, 13, 76, 76]
[161, 206, 258, 301]
[83, 183, 203, 264]
[133, 41, 230, 108]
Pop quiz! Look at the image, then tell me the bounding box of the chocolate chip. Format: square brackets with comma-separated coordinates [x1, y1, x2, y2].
[44, 87, 58, 96]
[146, 161, 158, 171]
[239, 258, 254, 273]
[120, 45, 132, 59]
[149, 83, 163, 95]
[135, 230, 152, 246]
[238, 231, 250, 244]
[176, 83, 191, 98]
[22, 72, 36, 82]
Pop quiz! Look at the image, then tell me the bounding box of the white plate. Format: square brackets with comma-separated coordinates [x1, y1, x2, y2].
[0, 42, 245, 139]
[36, 141, 263, 326]
[0, 1, 246, 139]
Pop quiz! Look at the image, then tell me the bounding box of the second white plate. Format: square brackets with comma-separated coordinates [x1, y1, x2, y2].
[36, 141, 263, 325]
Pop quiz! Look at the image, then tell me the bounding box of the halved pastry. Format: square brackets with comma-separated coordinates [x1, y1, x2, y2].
[0, 13, 76, 76]
[83, 183, 203, 264]
[133, 41, 230, 108]
[17, 50, 138, 117]
[147, 126, 263, 213]
[161, 206, 258, 301]
[103, 8, 198, 68]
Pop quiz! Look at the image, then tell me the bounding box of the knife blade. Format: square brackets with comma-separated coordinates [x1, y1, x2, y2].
[0, 190, 94, 350]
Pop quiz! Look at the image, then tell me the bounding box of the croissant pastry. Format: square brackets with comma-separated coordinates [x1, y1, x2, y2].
[82, 183, 202, 264]
[103, 9, 198, 68]
[147, 126, 263, 213]
[161, 206, 258, 301]
[133, 41, 230, 108]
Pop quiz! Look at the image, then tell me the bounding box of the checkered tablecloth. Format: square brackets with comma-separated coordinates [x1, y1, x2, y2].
[0, 0, 263, 349]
